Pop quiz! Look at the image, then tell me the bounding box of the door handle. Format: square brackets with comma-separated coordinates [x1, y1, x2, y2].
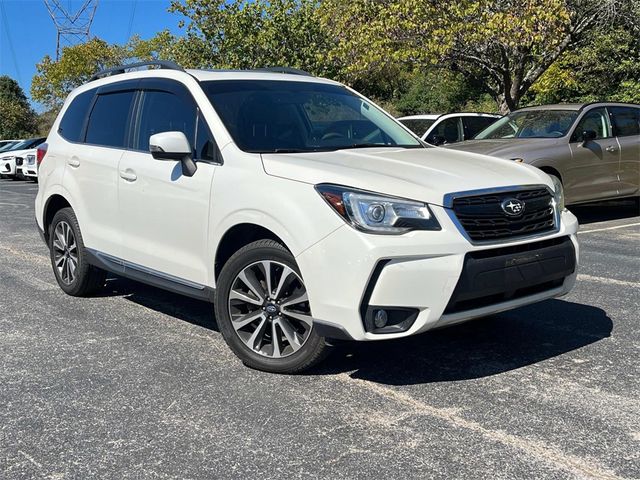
[606, 146, 618, 153]
[119, 170, 137, 182]
[67, 159, 80, 168]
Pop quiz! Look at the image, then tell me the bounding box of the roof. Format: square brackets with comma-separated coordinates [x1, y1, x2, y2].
[517, 102, 640, 112]
[186, 69, 340, 85]
[398, 112, 501, 121]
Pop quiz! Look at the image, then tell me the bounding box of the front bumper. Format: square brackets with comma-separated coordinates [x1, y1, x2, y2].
[297, 206, 579, 341]
[1, 158, 16, 175]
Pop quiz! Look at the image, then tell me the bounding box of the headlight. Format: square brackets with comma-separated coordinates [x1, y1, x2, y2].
[316, 184, 441, 234]
[550, 175, 565, 211]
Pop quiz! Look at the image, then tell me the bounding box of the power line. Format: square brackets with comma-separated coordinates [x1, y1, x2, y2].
[0, 0, 22, 84]
[126, 0, 138, 43]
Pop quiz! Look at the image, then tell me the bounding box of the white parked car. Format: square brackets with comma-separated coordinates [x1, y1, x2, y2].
[20, 149, 39, 181]
[1, 137, 46, 180]
[398, 113, 501, 145]
[35, 62, 579, 373]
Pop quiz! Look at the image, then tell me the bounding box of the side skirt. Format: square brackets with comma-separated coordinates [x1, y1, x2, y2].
[85, 249, 215, 303]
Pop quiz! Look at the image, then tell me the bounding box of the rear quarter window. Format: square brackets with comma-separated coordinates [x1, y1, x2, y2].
[58, 89, 96, 142]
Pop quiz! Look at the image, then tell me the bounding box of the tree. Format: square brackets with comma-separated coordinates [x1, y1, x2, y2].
[529, 27, 640, 104]
[320, 0, 638, 112]
[0, 76, 37, 138]
[167, 0, 332, 74]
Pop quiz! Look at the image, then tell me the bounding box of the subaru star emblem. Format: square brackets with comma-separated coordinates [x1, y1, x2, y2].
[501, 198, 525, 216]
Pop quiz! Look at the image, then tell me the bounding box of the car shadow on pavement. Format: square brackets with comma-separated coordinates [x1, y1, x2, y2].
[101, 277, 219, 331]
[569, 198, 639, 225]
[98, 278, 611, 385]
[310, 299, 612, 385]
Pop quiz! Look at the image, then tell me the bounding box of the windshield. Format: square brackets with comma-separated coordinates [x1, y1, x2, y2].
[475, 110, 579, 139]
[399, 118, 436, 137]
[202, 80, 423, 153]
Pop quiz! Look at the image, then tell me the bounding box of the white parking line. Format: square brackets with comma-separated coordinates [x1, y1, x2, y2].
[579, 222, 640, 234]
[578, 274, 639, 288]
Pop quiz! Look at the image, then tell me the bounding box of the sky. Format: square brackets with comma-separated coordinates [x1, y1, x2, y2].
[0, 0, 186, 111]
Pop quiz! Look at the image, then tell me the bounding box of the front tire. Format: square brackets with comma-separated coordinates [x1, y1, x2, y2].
[49, 207, 106, 296]
[215, 239, 328, 373]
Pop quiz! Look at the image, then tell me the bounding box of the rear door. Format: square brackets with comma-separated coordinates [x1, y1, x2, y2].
[117, 78, 218, 285]
[61, 82, 137, 257]
[609, 106, 640, 197]
[567, 107, 620, 202]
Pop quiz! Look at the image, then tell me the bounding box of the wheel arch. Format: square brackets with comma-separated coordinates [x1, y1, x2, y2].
[43, 194, 73, 242]
[214, 223, 290, 282]
[537, 165, 563, 184]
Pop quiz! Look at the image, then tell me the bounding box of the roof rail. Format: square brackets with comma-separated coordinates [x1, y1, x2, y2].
[255, 66, 313, 77]
[89, 60, 184, 82]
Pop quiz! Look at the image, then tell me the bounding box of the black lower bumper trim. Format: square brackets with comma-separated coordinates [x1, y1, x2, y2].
[445, 236, 576, 314]
[313, 319, 354, 341]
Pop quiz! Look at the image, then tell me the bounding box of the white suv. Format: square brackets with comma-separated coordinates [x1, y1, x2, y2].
[35, 62, 579, 373]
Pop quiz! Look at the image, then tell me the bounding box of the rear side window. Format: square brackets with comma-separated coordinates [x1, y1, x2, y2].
[610, 107, 640, 137]
[85, 91, 135, 148]
[135, 90, 196, 152]
[464, 116, 498, 139]
[58, 89, 95, 142]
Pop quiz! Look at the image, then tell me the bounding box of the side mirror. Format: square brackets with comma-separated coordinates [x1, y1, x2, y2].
[430, 135, 447, 146]
[149, 131, 197, 177]
[581, 129, 597, 146]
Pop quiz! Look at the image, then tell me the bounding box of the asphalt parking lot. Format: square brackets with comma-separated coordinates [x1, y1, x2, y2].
[1, 178, 639, 479]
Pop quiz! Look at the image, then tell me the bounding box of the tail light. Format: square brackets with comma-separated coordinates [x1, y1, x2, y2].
[36, 143, 48, 166]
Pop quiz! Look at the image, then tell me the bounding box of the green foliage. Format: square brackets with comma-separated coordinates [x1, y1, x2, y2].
[0, 76, 37, 137]
[168, 0, 331, 74]
[529, 28, 640, 105]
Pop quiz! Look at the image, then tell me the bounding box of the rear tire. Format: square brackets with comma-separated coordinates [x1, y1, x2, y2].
[215, 239, 328, 373]
[49, 207, 106, 296]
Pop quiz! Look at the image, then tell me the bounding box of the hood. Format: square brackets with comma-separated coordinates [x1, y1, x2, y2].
[444, 138, 562, 159]
[261, 147, 552, 207]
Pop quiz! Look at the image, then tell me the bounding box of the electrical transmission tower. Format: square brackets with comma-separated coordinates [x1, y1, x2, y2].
[44, 0, 99, 60]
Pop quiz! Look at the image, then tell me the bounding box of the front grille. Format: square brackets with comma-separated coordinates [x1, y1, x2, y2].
[15, 157, 23, 166]
[451, 188, 555, 241]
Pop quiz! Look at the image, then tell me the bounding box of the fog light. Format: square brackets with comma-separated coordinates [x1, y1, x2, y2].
[373, 309, 388, 328]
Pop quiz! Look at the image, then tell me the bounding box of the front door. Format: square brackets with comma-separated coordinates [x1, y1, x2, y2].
[117, 80, 218, 285]
[567, 107, 620, 203]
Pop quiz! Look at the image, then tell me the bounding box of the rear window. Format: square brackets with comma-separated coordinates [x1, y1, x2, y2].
[85, 91, 135, 148]
[58, 89, 96, 142]
[610, 107, 640, 137]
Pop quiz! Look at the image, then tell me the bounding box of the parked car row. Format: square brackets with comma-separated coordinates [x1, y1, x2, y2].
[0, 137, 46, 181]
[401, 102, 640, 206]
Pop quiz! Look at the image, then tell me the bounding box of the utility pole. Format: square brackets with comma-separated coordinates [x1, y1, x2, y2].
[43, 0, 99, 60]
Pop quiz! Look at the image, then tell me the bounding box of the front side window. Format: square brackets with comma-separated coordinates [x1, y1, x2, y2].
[571, 108, 611, 142]
[135, 90, 197, 152]
[201, 80, 422, 153]
[85, 91, 135, 148]
[475, 110, 578, 139]
[610, 106, 640, 137]
[464, 116, 499, 139]
[426, 117, 463, 144]
[399, 118, 436, 137]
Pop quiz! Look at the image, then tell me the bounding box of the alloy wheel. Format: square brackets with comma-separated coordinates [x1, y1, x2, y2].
[227, 260, 313, 358]
[52, 221, 78, 285]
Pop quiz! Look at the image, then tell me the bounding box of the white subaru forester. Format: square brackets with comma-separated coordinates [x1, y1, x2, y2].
[35, 62, 579, 373]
